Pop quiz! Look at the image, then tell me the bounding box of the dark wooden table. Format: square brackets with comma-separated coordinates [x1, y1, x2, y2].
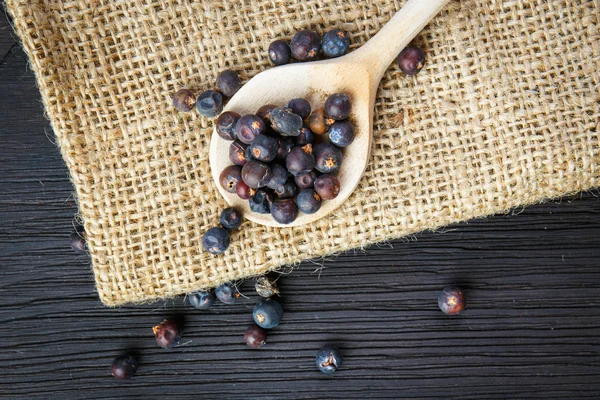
[1, 9, 600, 400]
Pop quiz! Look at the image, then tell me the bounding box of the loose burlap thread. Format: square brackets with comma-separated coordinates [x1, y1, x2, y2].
[5, 0, 599, 306]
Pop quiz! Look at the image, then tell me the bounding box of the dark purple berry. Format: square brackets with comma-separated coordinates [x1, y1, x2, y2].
[236, 181, 255, 200]
[290, 30, 321, 61]
[397, 46, 426, 76]
[215, 282, 238, 304]
[229, 141, 248, 166]
[219, 165, 242, 193]
[244, 325, 268, 349]
[245, 144, 256, 162]
[308, 108, 334, 135]
[268, 40, 291, 66]
[314, 142, 343, 174]
[153, 318, 182, 349]
[219, 207, 243, 230]
[235, 114, 266, 144]
[242, 160, 273, 189]
[438, 286, 466, 315]
[196, 89, 223, 118]
[295, 127, 315, 145]
[202, 227, 230, 254]
[267, 164, 290, 190]
[322, 29, 350, 58]
[216, 69, 242, 98]
[189, 290, 216, 310]
[111, 355, 138, 380]
[295, 170, 317, 189]
[328, 120, 355, 147]
[253, 299, 284, 329]
[270, 107, 303, 136]
[324, 93, 351, 120]
[216, 111, 241, 141]
[271, 199, 298, 224]
[314, 174, 340, 200]
[172, 88, 196, 112]
[276, 138, 294, 160]
[274, 181, 297, 199]
[286, 144, 315, 176]
[256, 104, 277, 122]
[70, 230, 86, 253]
[255, 275, 279, 298]
[250, 134, 279, 162]
[287, 98, 311, 119]
[296, 189, 322, 214]
[316, 344, 342, 374]
[249, 190, 274, 214]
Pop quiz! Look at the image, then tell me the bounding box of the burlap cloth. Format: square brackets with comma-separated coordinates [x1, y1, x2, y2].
[6, 0, 599, 306]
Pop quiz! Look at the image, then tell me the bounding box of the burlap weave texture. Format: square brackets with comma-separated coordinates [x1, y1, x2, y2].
[5, 0, 599, 305]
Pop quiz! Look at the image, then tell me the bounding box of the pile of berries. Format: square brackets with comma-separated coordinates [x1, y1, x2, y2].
[268, 28, 351, 65]
[217, 92, 354, 225]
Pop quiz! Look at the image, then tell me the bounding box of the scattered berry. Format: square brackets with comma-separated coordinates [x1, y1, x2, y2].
[229, 141, 248, 166]
[189, 290, 216, 310]
[314, 142, 343, 174]
[256, 104, 277, 122]
[242, 160, 273, 189]
[216, 111, 240, 141]
[70, 230, 86, 253]
[294, 170, 317, 189]
[250, 134, 279, 162]
[270, 107, 303, 136]
[314, 174, 340, 200]
[290, 30, 321, 61]
[196, 89, 223, 118]
[397, 46, 426, 76]
[268, 40, 292, 66]
[249, 190, 274, 214]
[111, 355, 138, 380]
[316, 344, 342, 374]
[276, 137, 294, 160]
[286, 145, 315, 176]
[255, 275, 279, 298]
[324, 93, 351, 120]
[328, 120, 355, 147]
[215, 282, 238, 304]
[253, 299, 284, 329]
[219, 207, 243, 230]
[236, 180, 255, 200]
[267, 164, 290, 190]
[202, 227, 230, 254]
[153, 318, 182, 349]
[295, 127, 315, 145]
[216, 69, 242, 98]
[172, 88, 196, 112]
[219, 165, 242, 193]
[244, 325, 268, 349]
[322, 29, 350, 58]
[438, 286, 466, 315]
[274, 182, 298, 199]
[287, 98, 311, 119]
[235, 114, 266, 144]
[308, 108, 334, 135]
[296, 189, 322, 214]
[271, 199, 298, 224]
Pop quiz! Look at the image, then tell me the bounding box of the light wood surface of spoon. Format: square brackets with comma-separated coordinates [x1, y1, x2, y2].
[210, 0, 451, 227]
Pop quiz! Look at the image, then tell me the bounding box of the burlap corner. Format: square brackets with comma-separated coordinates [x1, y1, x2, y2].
[5, 0, 599, 305]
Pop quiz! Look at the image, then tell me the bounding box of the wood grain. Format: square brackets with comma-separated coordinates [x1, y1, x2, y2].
[1, 11, 600, 400]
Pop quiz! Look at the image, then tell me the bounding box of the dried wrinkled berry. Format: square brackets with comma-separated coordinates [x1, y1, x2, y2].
[294, 170, 317, 189]
[229, 141, 248, 166]
[249, 190, 274, 214]
[202, 227, 230, 254]
[308, 108, 334, 135]
[274, 181, 297, 199]
[322, 29, 350, 58]
[153, 318, 182, 349]
[267, 164, 290, 190]
[316, 344, 342, 374]
[256, 104, 277, 123]
[216, 69, 242, 98]
[242, 160, 273, 189]
[286, 145, 315, 176]
[438, 286, 466, 315]
[250, 134, 279, 162]
[253, 299, 284, 329]
[268, 40, 292, 66]
[219, 165, 242, 193]
[328, 120, 355, 147]
[219, 207, 243, 230]
[324, 93, 351, 120]
[111, 355, 138, 380]
[235, 114, 266, 144]
[172, 88, 196, 112]
[236, 180, 255, 200]
[196, 89, 223, 118]
[314, 174, 340, 200]
[397, 46, 426, 76]
[290, 30, 321, 61]
[276, 137, 294, 160]
[215, 282, 238, 304]
[270, 107, 303, 136]
[314, 142, 343, 174]
[255, 275, 279, 298]
[271, 199, 298, 224]
[296, 189, 322, 214]
[216, 111, 241, 141]
[189, 290, 216, 310]
[70, 230, 87, 253]
[244, 324, 268, 349]
[287, 98, 311, 119]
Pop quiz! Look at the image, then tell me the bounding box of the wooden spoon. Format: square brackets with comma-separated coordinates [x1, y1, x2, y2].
[210, 0, 450, 227]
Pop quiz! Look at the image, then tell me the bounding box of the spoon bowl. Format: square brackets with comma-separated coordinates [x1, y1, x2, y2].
[210, 0, 450, 227]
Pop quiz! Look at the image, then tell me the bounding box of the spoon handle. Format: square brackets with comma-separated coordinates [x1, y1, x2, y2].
[347, 0, 451, 81]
